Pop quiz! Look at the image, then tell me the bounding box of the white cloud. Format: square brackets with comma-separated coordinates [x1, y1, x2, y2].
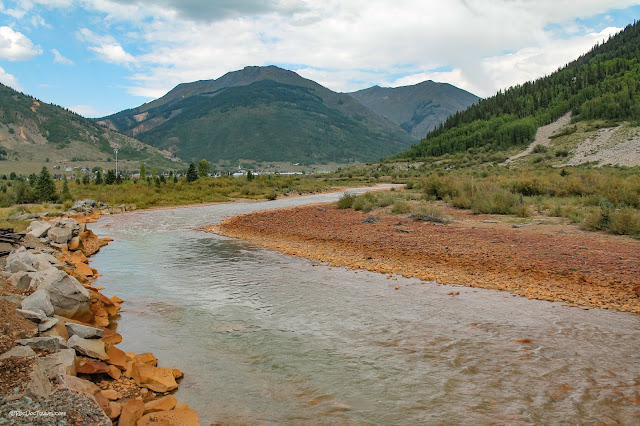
[107, 0, 638, 100]
[0, 65, 23, 91]
[0, 26, 42, 61]
[76, 28, 135, 65]
[4, 0, 640, 105]
[481, 26, 622, 95]
[30, 14, 51, 28]
[51, 48, 74, 65]
[68, 104, 101, 117]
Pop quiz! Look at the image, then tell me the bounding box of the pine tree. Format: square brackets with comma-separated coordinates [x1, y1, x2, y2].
[36, 166, 56, 202]
[186, 162, 198, 182]
[95, 170, 103, 185]
[139, 162, 146, 179]
[60, 179, 72, 202]
[105, 169, 116, 185]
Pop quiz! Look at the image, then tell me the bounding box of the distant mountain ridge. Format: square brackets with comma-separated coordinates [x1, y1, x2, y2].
[98, 66, 486, 164]
[98, 66, 416, 164]
[0, 83, 179, 169]
[348, 81, 480, 139]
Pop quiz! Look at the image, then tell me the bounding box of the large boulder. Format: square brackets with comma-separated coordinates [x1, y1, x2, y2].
[119, 399, 146, 426]
[143, 395, 177, 414]
[26, 220, 52, 238]
[68, 335, 108, 360]
[66, 322, 104, 339]
[137, 403, 200, 426]
[21, 288, 54, 317]
[57, 374, 100, 395]
[8, 271, 33, 289]
[131, 363, 178, 393]
[17, 336, 68, 350]
[105, 344, 129, 370]
[29, 268, 62, 290]
[40, 269, 92, 321]
[26, 362, 54, 399]
[37, 348, 77, 378]
[5, 249, 36, 273]
[47, 227, 73, 244]
[31, 252, 61, 270]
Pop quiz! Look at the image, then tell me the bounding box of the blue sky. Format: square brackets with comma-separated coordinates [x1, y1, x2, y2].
[1, 1, 639, 118]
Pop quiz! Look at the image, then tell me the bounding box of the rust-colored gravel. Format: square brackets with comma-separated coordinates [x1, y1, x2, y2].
[212, 204, 640, 313]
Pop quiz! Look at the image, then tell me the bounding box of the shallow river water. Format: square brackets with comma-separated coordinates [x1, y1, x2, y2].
[90, 189, 640, 425]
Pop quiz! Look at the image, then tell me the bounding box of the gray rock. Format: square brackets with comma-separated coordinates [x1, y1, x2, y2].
[16, 308, 48, 323]
[37, 348, 76, 378]
[67, 335, 108, 360]
[71, 199, 96, 211]
[8, 271, 33, 290]
[0, 345, 36, 359]
[59, 217, 80, 230]
[47, 227, 73, 244]
[28, 268, 60, 291]
[49, 242, 68, 250]
[57, 374, 100, 395]
[65, 323, 104, 339]
[40, 270, 91, 320]
[21, 288, 54, 317]
[17, 336, 68, 350]
[26, 220, 51, 238]
[38, 317, 59, 332]
[25, 362, 54, 399]
[31, 252, 62, 271]
[5, 251, 36, 273]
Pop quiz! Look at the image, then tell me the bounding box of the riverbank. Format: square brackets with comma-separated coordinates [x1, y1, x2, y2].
[0, 211, 199, 424]
[211, 203, 640, 313]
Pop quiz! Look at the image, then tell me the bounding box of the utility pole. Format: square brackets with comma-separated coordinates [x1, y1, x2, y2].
[114, 148, 118, 178]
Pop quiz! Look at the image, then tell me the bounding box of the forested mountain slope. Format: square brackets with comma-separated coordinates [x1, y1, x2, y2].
[397, 21, 640, 160]
[98, 66, 415, 164]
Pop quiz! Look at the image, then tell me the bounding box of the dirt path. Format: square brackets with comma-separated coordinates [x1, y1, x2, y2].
[211, 204, 640, 313]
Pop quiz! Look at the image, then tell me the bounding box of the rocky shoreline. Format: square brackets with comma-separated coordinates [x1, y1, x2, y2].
[211, 203, 640, 314]
[0, 204, 199, 425]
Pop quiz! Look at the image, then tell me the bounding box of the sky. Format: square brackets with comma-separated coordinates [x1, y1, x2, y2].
[0, 1, 639, 118]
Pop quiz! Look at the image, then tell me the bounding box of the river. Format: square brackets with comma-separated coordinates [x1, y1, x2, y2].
[90, 189, 640, 425]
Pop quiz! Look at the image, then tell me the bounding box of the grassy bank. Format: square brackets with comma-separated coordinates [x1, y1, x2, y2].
[0, 173, 375, 230]
[337, 166, 640, 238]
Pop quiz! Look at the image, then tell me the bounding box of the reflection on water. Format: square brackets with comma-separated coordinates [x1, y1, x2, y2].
[90, 190, 640, 424]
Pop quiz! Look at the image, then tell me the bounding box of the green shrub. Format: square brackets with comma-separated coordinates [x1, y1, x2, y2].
[608, 208, 640, 236]
[532, 144, 548, 154]
[391, 200, 411, 214]
[337, 192, 356, 209]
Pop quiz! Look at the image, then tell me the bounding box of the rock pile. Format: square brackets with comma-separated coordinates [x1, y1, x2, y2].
[0, 214, 198, 425]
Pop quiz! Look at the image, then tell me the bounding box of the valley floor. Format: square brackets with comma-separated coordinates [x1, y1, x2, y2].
[211, 203, 640, 313]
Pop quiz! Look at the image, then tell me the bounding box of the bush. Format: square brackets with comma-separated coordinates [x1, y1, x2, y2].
[337, 192, 356, 209]
[391, 200, 411, 214]
[608, 208, 640, 237]
[532, 144, 548, 154]
[471, 186, 520, 215]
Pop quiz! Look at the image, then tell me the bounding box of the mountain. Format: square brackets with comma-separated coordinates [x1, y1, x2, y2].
[97, 66, 415, 164]
[397, 21, 640, 160]
[0, 83, 181, 170]
[347, 81, 480, 139]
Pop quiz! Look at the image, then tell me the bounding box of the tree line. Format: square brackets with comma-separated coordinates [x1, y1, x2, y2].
[398, 20, 640, 159]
